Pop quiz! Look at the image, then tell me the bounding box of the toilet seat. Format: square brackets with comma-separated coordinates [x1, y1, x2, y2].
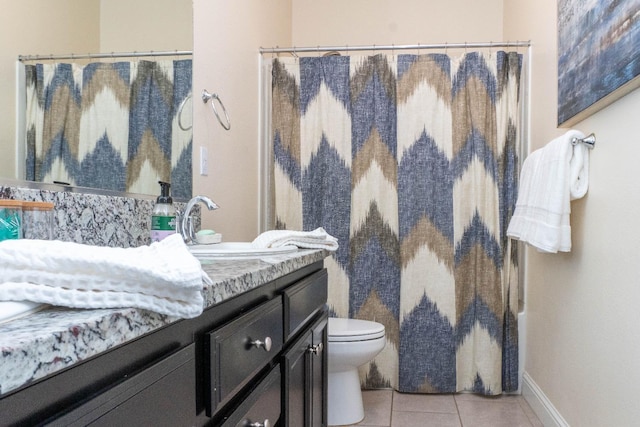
[328, 317, 385, 342]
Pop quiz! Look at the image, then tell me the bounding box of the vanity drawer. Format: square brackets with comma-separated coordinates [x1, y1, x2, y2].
[220, 366, 281, 427]
[283, 269, 328, 340]
[206, 297, 284, 416]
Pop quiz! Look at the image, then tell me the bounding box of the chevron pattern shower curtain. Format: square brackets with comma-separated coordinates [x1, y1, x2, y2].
[24, 59, 192, 198]
[271, 51, 522, 394]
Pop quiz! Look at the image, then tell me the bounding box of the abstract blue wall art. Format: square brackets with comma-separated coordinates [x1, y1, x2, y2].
[558, 0, 640, 126]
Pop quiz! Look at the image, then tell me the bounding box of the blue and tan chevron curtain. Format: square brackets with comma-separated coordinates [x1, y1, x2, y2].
[24, 59, 192, 198]
[271, 50, 522, 394]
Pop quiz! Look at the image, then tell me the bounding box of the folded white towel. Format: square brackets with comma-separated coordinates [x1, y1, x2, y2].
[0, 234, 210, 318]
[507, 130, 590, 253]
[251, 227, 338, 251]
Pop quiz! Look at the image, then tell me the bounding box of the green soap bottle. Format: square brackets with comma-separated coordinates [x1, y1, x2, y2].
[151, 181, 176, 242]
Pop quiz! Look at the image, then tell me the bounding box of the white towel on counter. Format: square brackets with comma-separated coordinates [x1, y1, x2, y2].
[0, 234, 211, 319]
[507, 130, 590, 253]
[251, 227, 339, 251]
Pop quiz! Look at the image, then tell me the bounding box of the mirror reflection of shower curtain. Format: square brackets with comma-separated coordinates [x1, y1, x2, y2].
[270, 51, 522, 394]
[24, 59, 192, 198]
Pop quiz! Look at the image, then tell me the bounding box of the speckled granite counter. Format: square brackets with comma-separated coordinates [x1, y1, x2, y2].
[0, 248, 327, 397]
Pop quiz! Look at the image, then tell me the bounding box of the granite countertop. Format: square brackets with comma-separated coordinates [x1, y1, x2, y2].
[0, 248, 327, 397]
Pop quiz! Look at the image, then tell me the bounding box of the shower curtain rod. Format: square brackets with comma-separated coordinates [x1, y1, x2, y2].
[260, 41, 530, 55]
[18, 50, 192, 62]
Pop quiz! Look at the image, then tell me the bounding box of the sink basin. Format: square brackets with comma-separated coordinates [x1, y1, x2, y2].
[0, 301, 47, 324]
[188, 242, 297, 258]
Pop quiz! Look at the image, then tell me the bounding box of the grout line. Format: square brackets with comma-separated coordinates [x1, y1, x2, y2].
[388, 390, 394, 427]
[453, 394, 464, 426]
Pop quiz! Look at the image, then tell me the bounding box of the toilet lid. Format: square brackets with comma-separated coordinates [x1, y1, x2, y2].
[328, 318, 385, 342]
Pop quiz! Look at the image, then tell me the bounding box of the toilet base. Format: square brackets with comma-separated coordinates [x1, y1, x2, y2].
[328, 368, 364, 426]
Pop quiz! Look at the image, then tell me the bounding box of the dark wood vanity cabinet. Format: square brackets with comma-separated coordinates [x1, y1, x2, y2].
[0, 261, 328, 427]
[51, 344, 198, 427]
[212, 267, 329, 427]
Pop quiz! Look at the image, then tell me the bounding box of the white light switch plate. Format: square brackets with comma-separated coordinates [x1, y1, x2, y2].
[200, 146, 208, 176]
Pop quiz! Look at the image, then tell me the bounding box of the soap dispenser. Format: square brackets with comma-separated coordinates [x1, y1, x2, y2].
[151, 181, 176, 242]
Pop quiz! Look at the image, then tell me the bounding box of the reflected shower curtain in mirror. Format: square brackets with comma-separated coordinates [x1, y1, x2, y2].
[24, 59, 192, 198]
[270, 51, 522, 394]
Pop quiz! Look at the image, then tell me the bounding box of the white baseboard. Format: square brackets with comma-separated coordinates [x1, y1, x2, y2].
[521, 372, 570, 427]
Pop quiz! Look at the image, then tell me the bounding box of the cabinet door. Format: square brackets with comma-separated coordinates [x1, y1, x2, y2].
[50, 344, 196, 427]
[310, 313, 328, 427]
[282, 311, 328, 427]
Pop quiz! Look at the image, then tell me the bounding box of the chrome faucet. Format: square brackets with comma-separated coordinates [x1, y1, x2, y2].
[180, 195, 219, 244]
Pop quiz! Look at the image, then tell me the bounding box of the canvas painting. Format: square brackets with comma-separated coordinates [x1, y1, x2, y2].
[557, 0, 640, 126]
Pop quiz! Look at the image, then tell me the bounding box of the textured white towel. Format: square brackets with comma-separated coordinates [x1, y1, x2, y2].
[251, 227, 338, 251]
[0, 234, 210, 318]
[507, 130, 590, 253]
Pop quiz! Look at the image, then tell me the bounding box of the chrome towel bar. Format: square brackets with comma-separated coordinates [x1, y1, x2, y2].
[571, 133, 596, 149]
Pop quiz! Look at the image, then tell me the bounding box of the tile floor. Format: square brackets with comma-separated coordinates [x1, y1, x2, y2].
[334, 390, 544, 427]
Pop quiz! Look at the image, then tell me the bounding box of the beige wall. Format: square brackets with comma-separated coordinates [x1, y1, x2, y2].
[505, 1, 640, 426]
[292, 0, 504, 46]
[0, 0, 100, 180]
[192, 0, 291, 241]
[100, 0, 192, 52]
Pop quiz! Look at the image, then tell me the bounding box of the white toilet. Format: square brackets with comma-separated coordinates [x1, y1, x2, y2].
[327, 317, 386, 426]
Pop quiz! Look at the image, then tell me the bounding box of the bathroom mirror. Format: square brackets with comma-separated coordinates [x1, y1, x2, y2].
[0, 0, 193, 198]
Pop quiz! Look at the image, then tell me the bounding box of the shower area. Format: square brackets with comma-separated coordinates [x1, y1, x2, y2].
[260, 42, 530, 395]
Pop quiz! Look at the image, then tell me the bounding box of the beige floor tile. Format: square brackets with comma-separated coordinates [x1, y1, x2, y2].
[518, 397, 545, 427]
[393, 392, 458, 414]
[456, 399, 533, 427]
[332, 391, 542, 427]
[391, 411, 462, 427]
[357, 390, 393, 426]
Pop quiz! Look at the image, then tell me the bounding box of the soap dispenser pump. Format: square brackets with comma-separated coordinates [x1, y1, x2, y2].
[151, 181, 176, 242]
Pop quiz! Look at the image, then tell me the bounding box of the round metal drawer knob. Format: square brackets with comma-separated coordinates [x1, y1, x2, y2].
[250, 336, 272, 352]
[247, 419, 270, 427]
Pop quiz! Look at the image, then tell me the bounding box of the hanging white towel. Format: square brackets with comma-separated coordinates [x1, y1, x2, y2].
[251, 227, 339, 251]
[0, 234, 211, 318]
[507, 130, 590, 253]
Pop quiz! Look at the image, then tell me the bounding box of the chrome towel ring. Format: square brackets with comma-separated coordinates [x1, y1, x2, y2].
[202, 89, 231, 130]
[177, 93, 192, 131]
